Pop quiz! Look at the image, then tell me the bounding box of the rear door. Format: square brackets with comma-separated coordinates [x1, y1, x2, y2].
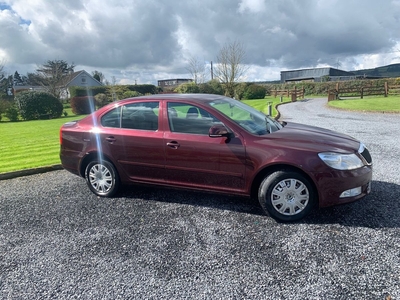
[99, 101, 165, 183]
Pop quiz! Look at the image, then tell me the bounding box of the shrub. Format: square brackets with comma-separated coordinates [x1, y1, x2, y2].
[94, 93, 110, 108]
[69, 86, 108, 98]
[16, 91, 63, 120]
[0, 100, 12, 121]
[70, 96, 96, 115]
[126, 84, 158, 95]
[234, 82, 249, 100]
[122, 90, 143, 99]
[5, 105, 20, 122]
[198, 80, 224, 95]
[175, 82, 200, 93]
[243, 84, 266, 99]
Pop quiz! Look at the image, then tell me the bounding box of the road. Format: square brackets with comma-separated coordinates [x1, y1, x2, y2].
[0, 98, 399, 299]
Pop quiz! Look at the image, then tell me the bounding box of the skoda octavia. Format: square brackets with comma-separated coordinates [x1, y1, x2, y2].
[60, 94, 372, 222]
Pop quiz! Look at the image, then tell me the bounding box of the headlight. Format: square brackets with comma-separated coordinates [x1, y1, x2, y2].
[318, 152, 364, 170]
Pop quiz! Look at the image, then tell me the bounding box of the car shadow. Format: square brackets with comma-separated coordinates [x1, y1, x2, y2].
[118, 180, 399, 228]
[118, 185, 265, 216]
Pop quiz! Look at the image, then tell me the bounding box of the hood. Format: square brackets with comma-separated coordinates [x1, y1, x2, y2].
[262, 122, 360, 153]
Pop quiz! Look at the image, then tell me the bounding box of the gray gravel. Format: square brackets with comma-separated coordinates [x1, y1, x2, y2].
[1, 98, 399, 299]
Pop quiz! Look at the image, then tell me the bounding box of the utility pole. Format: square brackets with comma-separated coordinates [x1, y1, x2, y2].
[210, 61, 213, 80]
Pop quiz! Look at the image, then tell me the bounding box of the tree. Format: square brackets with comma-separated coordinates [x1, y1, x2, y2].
[35, 60, 75, 99]
[186, 56, 206, 84]
[0, 59, 4, 81]
[214, 40, 248, 97]
[92, 70, 105, 83]
[13, 71, 23, 86]
[0, 61, 13, 99]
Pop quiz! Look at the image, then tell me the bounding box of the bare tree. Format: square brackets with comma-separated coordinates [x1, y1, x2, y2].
[35, 60, 75, 99]
[186, 56, 206, 84]
[214, 40, 248, 97]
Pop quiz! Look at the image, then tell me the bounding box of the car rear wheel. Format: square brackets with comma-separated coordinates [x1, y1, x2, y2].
[258, 171, 316, 222]
[85, 160, 119, 197]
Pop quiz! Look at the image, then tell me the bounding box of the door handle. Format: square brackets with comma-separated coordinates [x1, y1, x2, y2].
[105, 136, 116, 143]
[167, 141, 180, 149]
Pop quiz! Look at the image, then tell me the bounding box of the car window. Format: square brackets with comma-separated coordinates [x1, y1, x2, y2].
[209, 98, 282, 135]
[101, 107, 122, 128]
[121, 102, 159, 130]
[167, 102, 221, 135]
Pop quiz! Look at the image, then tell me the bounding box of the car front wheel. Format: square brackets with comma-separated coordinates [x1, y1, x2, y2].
[258, 171, 316, 222]
[85, 159, 119, 197]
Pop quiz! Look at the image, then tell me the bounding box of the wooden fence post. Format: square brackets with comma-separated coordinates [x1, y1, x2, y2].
[291, 87, 297, 102]
[385, 82, 388, 97]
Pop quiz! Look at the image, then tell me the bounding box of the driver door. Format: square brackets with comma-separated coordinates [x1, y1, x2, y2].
[164, 102, 247, 193]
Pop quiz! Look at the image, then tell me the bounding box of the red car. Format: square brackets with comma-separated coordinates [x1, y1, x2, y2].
[60, 94, 372, 222]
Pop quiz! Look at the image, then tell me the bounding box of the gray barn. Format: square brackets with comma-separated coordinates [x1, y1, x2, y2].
[280, 67, 355, 83]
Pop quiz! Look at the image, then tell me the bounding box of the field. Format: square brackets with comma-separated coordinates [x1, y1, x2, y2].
[327, 95, 400, 112]
[0, 115, 85, 173]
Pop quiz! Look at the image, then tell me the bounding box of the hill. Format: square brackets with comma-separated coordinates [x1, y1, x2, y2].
[351, 63, 400, 78]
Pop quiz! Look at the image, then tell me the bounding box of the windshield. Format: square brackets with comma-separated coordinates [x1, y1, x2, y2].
[208, 97, 283, 135]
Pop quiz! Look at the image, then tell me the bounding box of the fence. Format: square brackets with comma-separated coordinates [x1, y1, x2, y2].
[328, 82, 400, 100]
[388, 83, 400, 96]
[272, 87, 305, 102]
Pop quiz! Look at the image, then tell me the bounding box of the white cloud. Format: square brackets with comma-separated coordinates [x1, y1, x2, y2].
[1, 0, 400, 84]
[238, 0, 267, 13]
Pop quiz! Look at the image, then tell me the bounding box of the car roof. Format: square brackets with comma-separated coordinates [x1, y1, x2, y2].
[117, 93, 228, 105]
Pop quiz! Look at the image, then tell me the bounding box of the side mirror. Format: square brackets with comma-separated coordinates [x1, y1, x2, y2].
[209, 124, 231, 138]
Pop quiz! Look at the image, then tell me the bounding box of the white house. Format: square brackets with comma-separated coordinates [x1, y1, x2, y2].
[13, 70, 103, 98]
[61, 70, 103, 98]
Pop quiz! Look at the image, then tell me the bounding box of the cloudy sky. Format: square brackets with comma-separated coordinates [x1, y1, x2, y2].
[1, 0, 400, 85]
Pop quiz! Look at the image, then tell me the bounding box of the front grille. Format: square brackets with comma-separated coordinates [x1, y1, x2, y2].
[359, 144, 372, 165]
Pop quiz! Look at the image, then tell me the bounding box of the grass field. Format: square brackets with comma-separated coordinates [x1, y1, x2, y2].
[242, 95, 289, 116]
[328, 95, 400, 112]
[0, 115, 86, 173]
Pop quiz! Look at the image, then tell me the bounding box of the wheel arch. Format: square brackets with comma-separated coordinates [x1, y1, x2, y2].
[250, 164, 319, 204]
[79, 152, 117, 178]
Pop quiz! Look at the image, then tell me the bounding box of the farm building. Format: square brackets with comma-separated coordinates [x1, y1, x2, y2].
[280, 67, 356, 83]
[157, 78, 193, 90]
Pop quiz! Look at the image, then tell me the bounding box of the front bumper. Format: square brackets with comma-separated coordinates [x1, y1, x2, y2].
[314, 165, 373, 208]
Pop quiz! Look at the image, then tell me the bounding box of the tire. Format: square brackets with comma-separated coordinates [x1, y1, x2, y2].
[85, 159, 120, 197]
[258, 171, 316, 222]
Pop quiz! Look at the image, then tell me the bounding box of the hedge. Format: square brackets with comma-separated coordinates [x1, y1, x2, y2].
[70, 96, 96, 115]
[69, 84, 158, 100]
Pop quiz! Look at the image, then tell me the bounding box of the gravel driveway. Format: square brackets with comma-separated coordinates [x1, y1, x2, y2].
[1, 98, 399, 299]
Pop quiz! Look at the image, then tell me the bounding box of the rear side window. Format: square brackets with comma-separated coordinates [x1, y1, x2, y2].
[101, 107, 122, 128]
[121, 102, 159, 131]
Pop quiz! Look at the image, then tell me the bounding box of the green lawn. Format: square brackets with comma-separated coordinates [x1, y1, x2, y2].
[0, 115, 85, 173]
[328, 95, 400, 112]
[242, 95, 291, 116]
